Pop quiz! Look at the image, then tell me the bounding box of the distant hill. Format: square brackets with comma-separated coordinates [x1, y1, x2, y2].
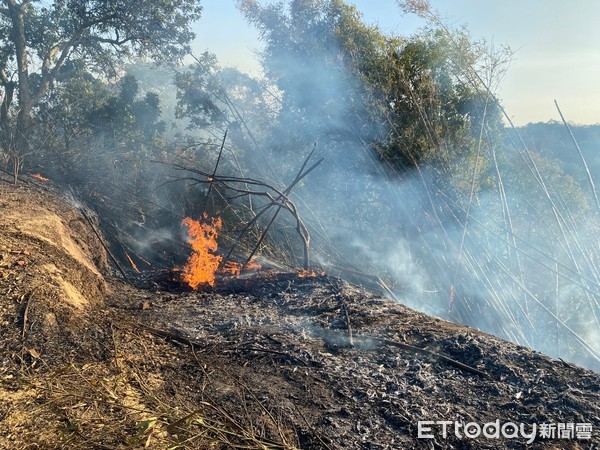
[510, 122, 600, 185]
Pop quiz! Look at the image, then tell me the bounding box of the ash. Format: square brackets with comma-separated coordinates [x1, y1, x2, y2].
[114, 271, 600, 449]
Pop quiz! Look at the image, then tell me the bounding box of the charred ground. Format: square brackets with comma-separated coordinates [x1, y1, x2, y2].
[0, 175, 599, 449]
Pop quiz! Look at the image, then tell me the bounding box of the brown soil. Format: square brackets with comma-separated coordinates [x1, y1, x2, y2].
[0, 174, 599, 449]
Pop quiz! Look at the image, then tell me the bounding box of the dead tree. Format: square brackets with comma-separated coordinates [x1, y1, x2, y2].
[156, 144, 323, 270]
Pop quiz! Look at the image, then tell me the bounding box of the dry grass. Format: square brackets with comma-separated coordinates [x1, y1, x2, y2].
[1, 329, 300, 450]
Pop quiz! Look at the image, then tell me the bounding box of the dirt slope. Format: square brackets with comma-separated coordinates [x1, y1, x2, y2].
[0, 175, 599, 449]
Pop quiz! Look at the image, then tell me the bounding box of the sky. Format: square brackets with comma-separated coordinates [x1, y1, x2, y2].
[192, 0, 600, 126]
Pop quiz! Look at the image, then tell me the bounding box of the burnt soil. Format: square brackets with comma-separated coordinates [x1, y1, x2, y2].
[0, 175, 599, 449]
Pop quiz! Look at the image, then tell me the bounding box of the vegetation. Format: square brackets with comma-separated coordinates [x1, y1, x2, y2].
[514, 121, 600, 185]
[0, 0, 202, 179]
[0, 0, 598, 370]
[235, 0, 503, 169]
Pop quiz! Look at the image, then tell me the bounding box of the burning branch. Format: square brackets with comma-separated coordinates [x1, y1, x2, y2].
[31, 173, 49, 182]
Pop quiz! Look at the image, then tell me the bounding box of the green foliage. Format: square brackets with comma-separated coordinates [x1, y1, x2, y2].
[236, 0, 503, 173]
[34, 68, 167, 192]
[237, 0, 369, 152]
[173, 51, 287, 184]
[36, 63, 109, 154]
[0, 0, 202, 168]
[90, 74, 166, 145]
[174, 52, 228, 130]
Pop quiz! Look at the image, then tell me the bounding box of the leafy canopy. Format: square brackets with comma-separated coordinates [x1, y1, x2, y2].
[236, 0, 502, 169]
[0, 0, 202, 133]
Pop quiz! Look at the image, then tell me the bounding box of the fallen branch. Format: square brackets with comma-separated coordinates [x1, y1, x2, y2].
[80, 208, 130, 284]
[21, 290, 35, 339]
[153, 144, 323, 270]
[240, 345, 310, 367]
[241, 145, 321, 270]
[138, 322, 204, 351]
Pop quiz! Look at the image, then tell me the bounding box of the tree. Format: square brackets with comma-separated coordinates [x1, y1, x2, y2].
[237, 0, 367, 152]
[236, 0, 500, 170]
[35, 69, 168, 185]
[35, 61, 109, 158]
[174, 52, 227, 132]
[0, 0, 202, 159]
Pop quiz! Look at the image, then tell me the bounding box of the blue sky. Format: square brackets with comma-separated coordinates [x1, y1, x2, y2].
[192, 0, 600, 125]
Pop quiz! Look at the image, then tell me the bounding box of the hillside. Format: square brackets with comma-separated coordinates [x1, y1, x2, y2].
[0, 174, 599, 449]
[513, 122, 600, 184]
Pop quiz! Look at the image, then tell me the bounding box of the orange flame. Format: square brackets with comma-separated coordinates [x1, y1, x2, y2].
[32, 173, 49, 182]
[246, 260, 263, 271]
[298, 269, 324, 278]
[181, 214, 223, 289]
[222, 260, 242, 276]
[221, 259, 263, 276]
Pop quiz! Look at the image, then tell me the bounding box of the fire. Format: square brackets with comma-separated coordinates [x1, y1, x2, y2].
[222, 260, 242, 276]
[181, 214, 223, 289]
[246, 260, 263, 271]
[298, 269, 324, 278]
[221, 259, 263, 276]
[180, 214, 264, 289]
[31, 173, 49, 182]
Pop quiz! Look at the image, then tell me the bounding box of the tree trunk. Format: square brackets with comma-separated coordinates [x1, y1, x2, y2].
[7, 0, 34, 151]
[0, 80, 14, 129]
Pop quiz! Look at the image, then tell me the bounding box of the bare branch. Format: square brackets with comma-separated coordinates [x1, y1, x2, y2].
[154, 146, 323, 270]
